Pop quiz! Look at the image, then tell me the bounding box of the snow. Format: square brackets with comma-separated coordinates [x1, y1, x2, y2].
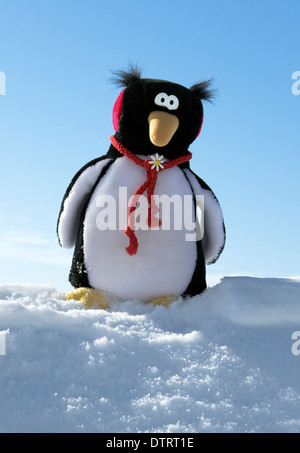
[0, 276, 300, 433]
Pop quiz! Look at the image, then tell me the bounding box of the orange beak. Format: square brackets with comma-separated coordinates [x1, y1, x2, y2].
[148, 111, 179, 147]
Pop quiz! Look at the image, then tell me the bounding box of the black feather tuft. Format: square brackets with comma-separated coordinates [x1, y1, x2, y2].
[190, 79, 216, 102]
[110, 63, 142, 88]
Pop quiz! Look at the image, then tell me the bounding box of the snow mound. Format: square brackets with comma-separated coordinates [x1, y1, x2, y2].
[0, 277, 300, 433]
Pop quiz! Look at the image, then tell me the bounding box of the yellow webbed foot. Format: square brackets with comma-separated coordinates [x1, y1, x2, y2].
[148, 296, 177, 308]
[66, 287, 111, 309]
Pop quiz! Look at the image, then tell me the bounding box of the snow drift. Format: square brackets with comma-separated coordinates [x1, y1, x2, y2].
[0, 276, 300, 433]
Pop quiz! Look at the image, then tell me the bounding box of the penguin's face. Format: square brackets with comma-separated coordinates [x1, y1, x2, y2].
[112, 72, 212, 158]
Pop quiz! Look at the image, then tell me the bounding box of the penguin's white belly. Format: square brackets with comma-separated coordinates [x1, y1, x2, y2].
[83, 157, 197, 301]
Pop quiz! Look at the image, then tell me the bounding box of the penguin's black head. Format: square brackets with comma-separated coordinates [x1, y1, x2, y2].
[111, 64, 214, 159]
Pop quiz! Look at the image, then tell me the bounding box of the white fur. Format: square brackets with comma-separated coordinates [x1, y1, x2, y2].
[58, 159, 111, 248]
[83, 157, 198, 301]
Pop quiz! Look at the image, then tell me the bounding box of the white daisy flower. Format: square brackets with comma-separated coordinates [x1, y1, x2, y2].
[148, 153, 166, 171]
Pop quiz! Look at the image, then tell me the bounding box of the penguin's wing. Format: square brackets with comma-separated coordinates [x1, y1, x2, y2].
[57, 156, 113, 249]
[184, 168, 226, 264]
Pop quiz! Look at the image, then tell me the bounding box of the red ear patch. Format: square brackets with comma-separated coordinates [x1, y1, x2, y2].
[195, 114, 204, 139]
[112, 89, 125, 131]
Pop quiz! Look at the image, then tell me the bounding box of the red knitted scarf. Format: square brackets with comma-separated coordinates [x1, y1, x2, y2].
[110, 135, 192, 256]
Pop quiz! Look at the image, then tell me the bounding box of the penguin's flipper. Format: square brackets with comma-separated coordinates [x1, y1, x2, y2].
[57, 157, 112, 249]
[66, 287, 112, 309]
[184, 168, 226, 264]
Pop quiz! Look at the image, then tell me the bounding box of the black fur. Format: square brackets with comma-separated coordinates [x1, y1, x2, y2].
[190, 79, 215, 102]
[111, 63, 215, 103]
[110, 63, 142, 88]
[181, 169, 207, 297]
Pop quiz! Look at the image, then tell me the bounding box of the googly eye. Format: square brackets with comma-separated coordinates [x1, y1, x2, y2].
[154, 93, 179, 111]
[154, 93, 168, 107]
[167, 95, 179, 110]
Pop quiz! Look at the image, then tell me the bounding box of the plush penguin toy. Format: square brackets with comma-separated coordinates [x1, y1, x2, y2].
[57, 66, 225, 307]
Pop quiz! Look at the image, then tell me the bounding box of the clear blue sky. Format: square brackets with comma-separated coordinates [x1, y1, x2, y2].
[0, 0, 299, 291]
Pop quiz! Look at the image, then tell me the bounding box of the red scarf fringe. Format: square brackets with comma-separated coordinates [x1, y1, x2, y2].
[110, 135, 192, 255]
